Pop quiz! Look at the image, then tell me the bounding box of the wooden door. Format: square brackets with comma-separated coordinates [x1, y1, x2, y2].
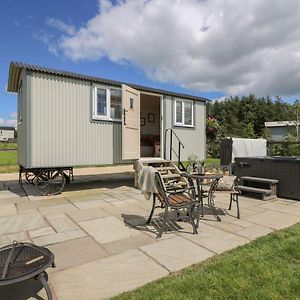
[122, 84, 140, 159]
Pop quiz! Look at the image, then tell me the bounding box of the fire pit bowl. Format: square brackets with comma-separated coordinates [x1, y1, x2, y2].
[0, 241, 55, 300]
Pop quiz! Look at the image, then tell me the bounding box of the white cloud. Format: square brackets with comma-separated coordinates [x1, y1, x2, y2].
[6, 119, 17, 127]
[0, 113, 17, 128]
[9, 112, 17, 119]
[212, 96, 227, 102]
[33, 30, 59, 57]
[46, 18, 76, 36]
[50, 0, 300, 97]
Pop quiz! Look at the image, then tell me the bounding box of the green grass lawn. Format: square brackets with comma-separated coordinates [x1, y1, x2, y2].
[205, 157, 220, 166]
[0, 142, 17, 150]
[0, 151, 18, 173]
[0, 152, 220, 174]
[112, 223, 300, 300]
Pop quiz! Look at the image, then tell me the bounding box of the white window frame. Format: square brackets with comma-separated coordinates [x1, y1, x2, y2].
[173, 98, 194, 127]
[92, 85, 122, 121]
[18, 82, 22, 124]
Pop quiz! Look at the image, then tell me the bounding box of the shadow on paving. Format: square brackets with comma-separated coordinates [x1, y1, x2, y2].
[5, 172, 135, 197]
[121, 203, 227, 237]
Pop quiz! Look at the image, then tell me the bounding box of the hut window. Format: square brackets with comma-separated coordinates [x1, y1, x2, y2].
[173, 99, 194, 127]
[17, 83, 22, 124]
[97, 89, 107, 116]
[93, 86, 122, 121]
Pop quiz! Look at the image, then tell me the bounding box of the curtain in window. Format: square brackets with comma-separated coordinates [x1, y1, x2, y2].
[184, 101, 192, 125]
[176, 101, 183, 123]
[110, 89, 122, 119]
[97, 89, 107, 115]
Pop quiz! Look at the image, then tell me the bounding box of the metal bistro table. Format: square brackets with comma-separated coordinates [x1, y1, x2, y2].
[182, 173, 223, 221]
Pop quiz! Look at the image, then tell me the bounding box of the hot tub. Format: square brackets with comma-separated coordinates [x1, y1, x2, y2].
[234, 156, 300, 200]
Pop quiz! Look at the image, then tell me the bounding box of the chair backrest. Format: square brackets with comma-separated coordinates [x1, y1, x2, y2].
[207, 178, 221, 204]
[154, 172, 168, 204]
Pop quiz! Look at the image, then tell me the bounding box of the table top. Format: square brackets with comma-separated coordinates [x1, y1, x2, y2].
[181, 173, 223, 180]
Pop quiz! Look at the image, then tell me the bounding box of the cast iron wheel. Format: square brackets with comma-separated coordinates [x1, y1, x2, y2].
[25, 171, 38, 185]
[35, 170, 66, 196]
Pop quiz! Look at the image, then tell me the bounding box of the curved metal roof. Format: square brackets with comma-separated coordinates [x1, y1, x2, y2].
[7, 61, 209, 102]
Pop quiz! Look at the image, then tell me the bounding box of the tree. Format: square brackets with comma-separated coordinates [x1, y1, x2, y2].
[207, 94, 298, 157]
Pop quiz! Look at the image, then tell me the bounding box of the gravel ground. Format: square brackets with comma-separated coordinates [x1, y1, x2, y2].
[0, 164, 134, 182]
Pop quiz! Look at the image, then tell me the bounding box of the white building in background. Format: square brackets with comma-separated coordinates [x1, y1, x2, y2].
[265, 121, 299, 141]
[0, 126, 15, 141]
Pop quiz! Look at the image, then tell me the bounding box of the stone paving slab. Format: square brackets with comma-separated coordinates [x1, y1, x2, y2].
[102, 232, 155, 255]
[0, 196, 28, 205]
[72, 199, 110, 210]
[39, 203, 79, 215]
[179, 223, 250, 254]
[29, 226, 56, 239]
[140, 236, 214, 272]
[48, 237, 108, 272]
[0, 203, 17, 217]
[79, 216, 140, 244]
[235, 224, 273, 240]
[258, 201, 300, 216]
[47, 215, 79, 233]
[32, 229, 87, 246]
[244, 210, 300, 230]
[0, 174, 300, 300]
[50, 249, 169, 300]
[67, 208, 109, 222]
[0, 213, 47, 235]
[0, 190, 20, 199]
[0, 231, 28, 247]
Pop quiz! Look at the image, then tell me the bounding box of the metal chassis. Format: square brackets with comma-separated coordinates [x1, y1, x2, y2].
[19, 165, 74, 194]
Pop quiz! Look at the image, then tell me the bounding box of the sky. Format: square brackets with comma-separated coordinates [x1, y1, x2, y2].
[1, 0, 300, 127]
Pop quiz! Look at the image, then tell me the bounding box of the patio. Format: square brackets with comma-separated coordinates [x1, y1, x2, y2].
[1, 171, 300, 299]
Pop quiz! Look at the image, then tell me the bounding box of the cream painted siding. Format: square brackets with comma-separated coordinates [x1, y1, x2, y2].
[30, 73, 127, 168]
[163, 96, 206, 161]
[17, 70, 28, 166]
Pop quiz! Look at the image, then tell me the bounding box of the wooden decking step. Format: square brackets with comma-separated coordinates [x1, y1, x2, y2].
[155, 167, 175, 171]
[162, 174, 181, 179]
[241, 176, 279, 184]
[238, 186, 272, 195]
[139, 158, 169, 164]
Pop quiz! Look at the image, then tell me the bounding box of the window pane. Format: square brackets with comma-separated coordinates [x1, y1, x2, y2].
[97, 89, 107, 116]
[184, 101, 193, 125]
[130, 98, 134, 109]
[176, 101, 183, 123]
[110, 89, 122, 119]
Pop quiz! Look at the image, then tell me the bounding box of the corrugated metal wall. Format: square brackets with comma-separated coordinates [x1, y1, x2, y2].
[25, 72, 205, 168]
[29, 72, 129, 168]
[17, 70, 28, 166]
[163, 96, 206, 161]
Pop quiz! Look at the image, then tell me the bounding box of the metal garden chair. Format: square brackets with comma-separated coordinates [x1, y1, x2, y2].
[146, 172, 201, 238]
[228, 177, 241, 219]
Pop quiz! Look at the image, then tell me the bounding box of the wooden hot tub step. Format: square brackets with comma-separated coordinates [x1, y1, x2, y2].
[237, 185, 276, 200]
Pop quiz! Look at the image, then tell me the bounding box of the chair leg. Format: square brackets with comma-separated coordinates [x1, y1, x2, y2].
[146, 194, 156, 225]
[188, 205, 198, 234]
[236, 194, 240, 219]
[158, 206, 168, 238]
[229, 194, 233, 210]
[196, 202, 201, 229]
